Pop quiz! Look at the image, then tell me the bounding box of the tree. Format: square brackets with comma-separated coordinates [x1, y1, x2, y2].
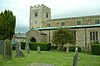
[0, 10, 16, 40]
[52, 28, 74, 50]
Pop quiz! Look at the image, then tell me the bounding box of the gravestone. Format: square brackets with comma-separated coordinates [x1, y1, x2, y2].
[66, 46, 69, 53]
[3, 39, 12, 60]
[0, 40, 4, 55]
[37, 46, 41, 54]
[25, 41, 30, 54]
[72, 47, 78, 66]
[16, 42, 25, 57]
[16, 42, 20, 52]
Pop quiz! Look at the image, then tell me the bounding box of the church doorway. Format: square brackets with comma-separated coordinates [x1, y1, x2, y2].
[30, 37, 36, 42]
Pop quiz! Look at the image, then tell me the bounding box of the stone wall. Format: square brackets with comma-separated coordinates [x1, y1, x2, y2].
[28, 4, 100, 51]
[42, 15, 100, 28]
[39, 27, 100, 51]
[29, 4, 51, 29]
[26, 29, 47, 42]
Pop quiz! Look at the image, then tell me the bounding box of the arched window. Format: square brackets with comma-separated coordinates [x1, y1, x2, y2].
[34, 12, 38, 17]
[77, 21, 81, 25]
[61, 22, 65, 26]
[46, 13, 48, 18]
[30, 37, 36, 42]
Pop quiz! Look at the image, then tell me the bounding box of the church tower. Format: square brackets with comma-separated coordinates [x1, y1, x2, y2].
[29, 4, 51, 29]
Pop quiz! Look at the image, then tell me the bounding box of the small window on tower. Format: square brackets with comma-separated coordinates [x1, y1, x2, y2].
[61, 22, 65, 26]
[46, 13, 48, 18]
[95, 20, 100, 24]
[34, 12, 38, 17]
[35, 21, 37, 24]
[77, 21, 81, 25]
[47, 23, 50, 27]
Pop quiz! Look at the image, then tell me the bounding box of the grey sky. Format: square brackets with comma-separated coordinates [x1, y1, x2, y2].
[0, 0, 100, 32]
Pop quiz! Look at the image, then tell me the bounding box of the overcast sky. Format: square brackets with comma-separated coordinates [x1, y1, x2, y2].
[0, 0, 100, 33]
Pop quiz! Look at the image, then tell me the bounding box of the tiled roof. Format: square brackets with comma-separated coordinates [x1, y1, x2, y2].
[33, 24, 100, 30]
[15, 33, 26, 37]
[43, 15, 100, 22]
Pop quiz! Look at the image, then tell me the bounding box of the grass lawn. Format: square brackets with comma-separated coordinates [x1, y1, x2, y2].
[0, 50, 100, 66]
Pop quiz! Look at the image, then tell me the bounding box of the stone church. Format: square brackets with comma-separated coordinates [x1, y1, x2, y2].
[14, 4, 100, 50]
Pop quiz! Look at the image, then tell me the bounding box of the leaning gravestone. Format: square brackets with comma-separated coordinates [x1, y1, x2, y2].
[0, 40, 4, 55]
[72, 47, 78, 66]
[37, 46, 41, 54]
[3, 39, 12, 60]
[16, 42, 25, 57]
[25, 41, 30, 54]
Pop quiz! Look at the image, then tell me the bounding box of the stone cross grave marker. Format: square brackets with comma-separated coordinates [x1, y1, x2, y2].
[37, 46, 41, 54]
[16, 42, 25, 57]
[72, 47, 78, 66]
[3, 39, 12, 60]
[0, 40, 4, 55]
[25, 41, 30, 54]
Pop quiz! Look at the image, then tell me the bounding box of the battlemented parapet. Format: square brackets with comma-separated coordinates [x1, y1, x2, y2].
[29, 4, 51, 29]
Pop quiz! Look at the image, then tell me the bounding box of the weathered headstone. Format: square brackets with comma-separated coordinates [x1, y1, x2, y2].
[18, 42, 21, 51]
[0, 40, 4, 55]
[25, 41, 30, 54]
[3, 39, 12, 60]
[16, 42, 20, 52]
[16, 42, 25, 57]
[66, 46, 69, 53]
[37, 46, 41, 54]
[72, 47, 78, 66]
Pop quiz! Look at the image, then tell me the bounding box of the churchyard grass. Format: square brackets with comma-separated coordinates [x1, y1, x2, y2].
[0, 50, 100, 66]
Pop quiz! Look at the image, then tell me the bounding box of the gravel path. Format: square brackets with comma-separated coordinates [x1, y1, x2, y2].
[28, 63, 56, 66]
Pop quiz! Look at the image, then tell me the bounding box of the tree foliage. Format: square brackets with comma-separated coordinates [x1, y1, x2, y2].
[0, 10, 16, 40]
[52, 28, 74, 49]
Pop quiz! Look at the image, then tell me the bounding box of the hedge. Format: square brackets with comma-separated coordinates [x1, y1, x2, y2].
[51, 45, 58, 50]
[21, 42, 51, 51]
[51, 45, 81, 52]
[12, 42, 25, 50]
[91, 44, 100, 55]
[12, 45, 16, 50]
[63, 46, 81, 52]
[21, 42, 25, 49]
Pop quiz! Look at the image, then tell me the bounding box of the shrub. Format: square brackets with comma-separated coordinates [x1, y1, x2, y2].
[51, 45, 57, 50]
[21, 42, 26, 49]
[29, 42, 51, 51]
[12, 42, 25, 50]
[91, 44, 100, 55]
[63, 46, 81, 52]
[91, 41, 100, 44]
[12, 45, 16, 50]
[21, 42, 51, 51]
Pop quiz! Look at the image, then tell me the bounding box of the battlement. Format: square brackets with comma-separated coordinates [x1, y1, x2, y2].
[30, 4, 50, 10]
[30, 4, 51, 29]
